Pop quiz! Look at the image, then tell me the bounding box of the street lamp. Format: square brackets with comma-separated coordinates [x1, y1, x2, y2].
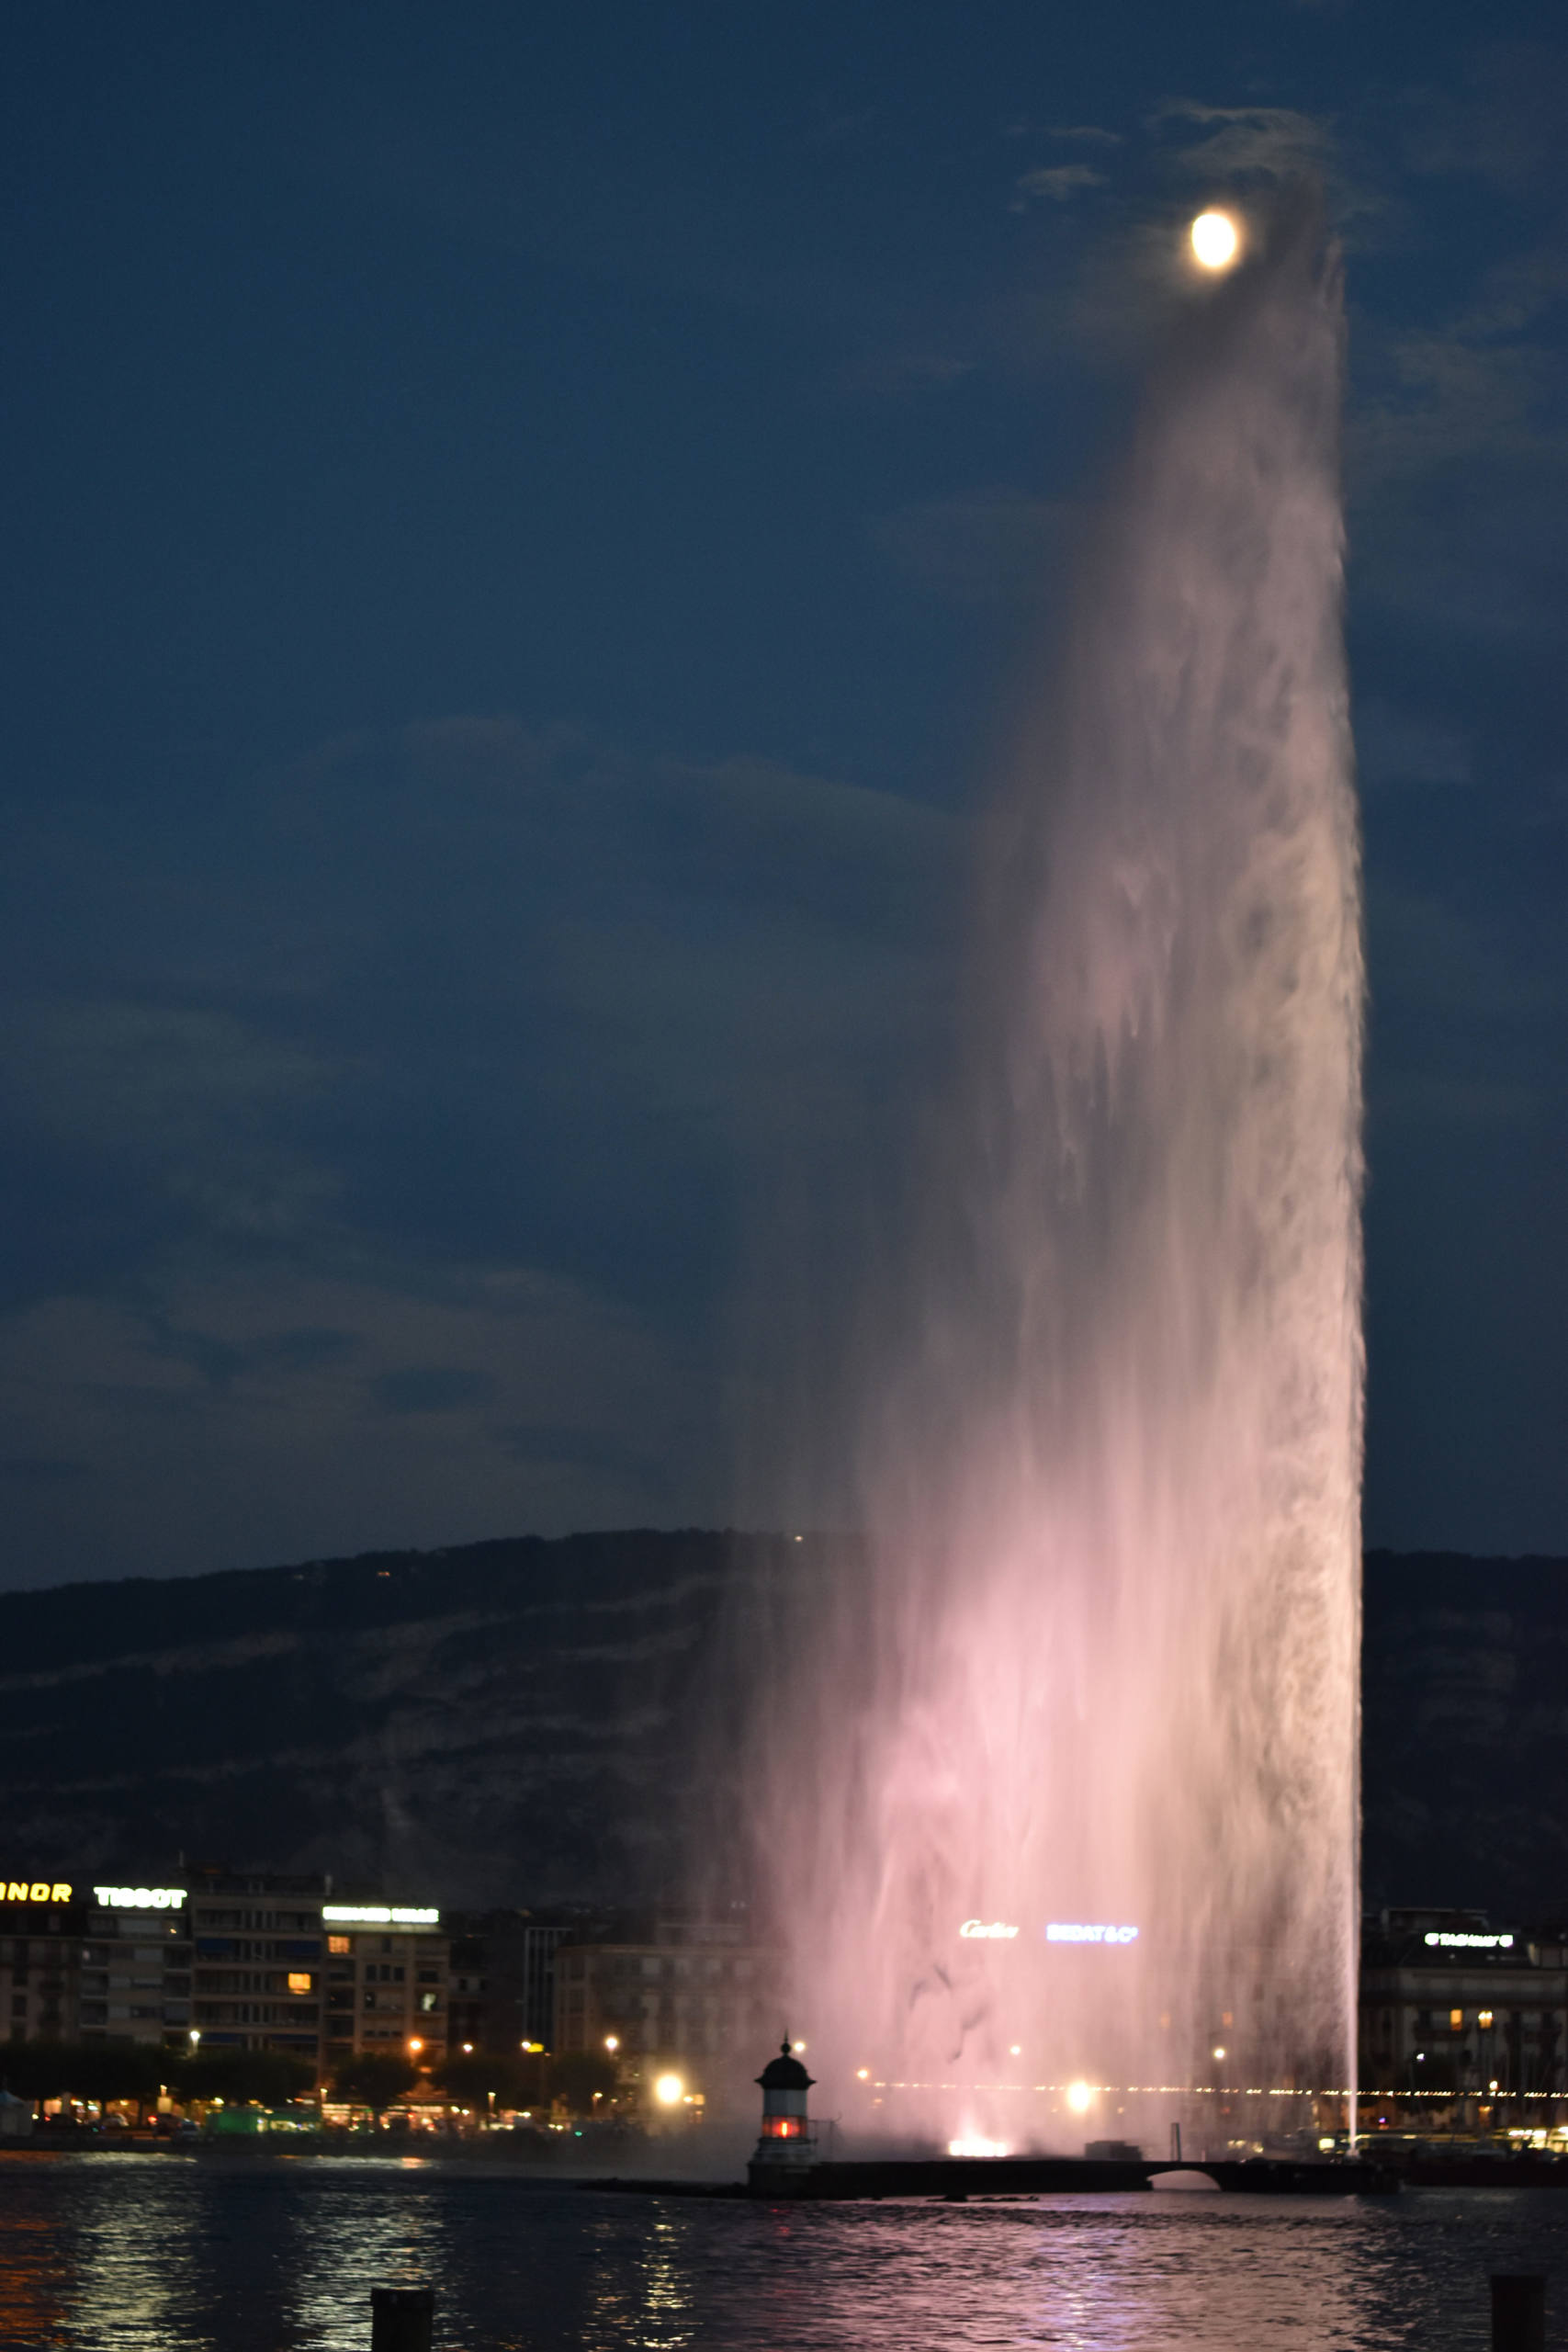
[604, 2034, 620, 2053]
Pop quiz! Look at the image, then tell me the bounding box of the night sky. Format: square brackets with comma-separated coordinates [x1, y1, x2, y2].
[3, 3, 1562, 1589]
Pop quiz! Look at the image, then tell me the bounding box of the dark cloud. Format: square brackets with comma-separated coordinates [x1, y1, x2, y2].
[0, 718, 957, 1581]
[371, 1367, 502, 1414]
[0, 6, 1562, 1577]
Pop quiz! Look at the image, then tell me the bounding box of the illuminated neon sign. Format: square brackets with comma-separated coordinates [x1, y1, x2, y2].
[321, 1905, 440, 1926]
[1425, 1930, 1513, 1951]
[959, 1919, 1020, 1940]
[95, 1886, 186, 1910]
[4, 1880, 71, 1903]
[1046, 1922, 1140, 1945]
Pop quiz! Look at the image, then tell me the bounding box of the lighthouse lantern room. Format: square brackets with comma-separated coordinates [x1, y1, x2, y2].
[749, 2039, 817, 2177]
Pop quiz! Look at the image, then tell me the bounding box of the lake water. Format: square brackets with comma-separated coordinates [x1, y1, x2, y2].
[1, 2154, 1565, 2349]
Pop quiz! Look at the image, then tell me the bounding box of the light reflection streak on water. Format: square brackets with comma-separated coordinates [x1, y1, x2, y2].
[0, 2154, 72, 2343]
[287, 2159, 450, 2351]
[0, 2161, 1565, 2349]
[57, 2154, 203, 2350]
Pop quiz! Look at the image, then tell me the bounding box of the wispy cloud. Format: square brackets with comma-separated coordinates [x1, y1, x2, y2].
[1152, 99, 1333, 184]
[1013, 163, 1108, 206]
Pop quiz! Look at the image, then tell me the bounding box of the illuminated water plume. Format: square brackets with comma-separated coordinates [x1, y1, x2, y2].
[760, 199, 1363, 2142]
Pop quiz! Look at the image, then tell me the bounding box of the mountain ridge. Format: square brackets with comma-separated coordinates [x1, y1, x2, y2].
[0, 1533, 1562, 1918]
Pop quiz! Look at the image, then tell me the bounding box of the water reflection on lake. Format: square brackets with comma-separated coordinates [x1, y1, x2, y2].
[1, 2154, 1566, 2349]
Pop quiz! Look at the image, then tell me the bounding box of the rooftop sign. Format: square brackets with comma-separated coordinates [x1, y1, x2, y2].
[4, 1880, 71, 1904]
[959, 1919, 1019, 1940]
[321, 1905, 440, 1927]
[1425, 1930, 1514, 1951]
[94, 1886, 186, 1910]
[1046, 1922, 1140, 1945]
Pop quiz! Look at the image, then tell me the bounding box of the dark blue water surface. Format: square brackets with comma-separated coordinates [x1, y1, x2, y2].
[2, 2154, 1566, 2349]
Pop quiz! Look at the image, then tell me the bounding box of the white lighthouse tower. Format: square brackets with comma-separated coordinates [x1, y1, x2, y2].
[747, 2039, 817, 2188]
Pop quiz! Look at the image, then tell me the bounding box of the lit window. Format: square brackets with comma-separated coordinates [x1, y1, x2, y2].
[1450, 2008, 1463, 2029]
[288, 1973, 311, 1995]
[328, 1937, 351, 1955]
[1479, 2009, 1495, 2028]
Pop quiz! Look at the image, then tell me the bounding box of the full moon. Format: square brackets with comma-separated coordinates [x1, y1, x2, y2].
[1190, 209, 1240, 270]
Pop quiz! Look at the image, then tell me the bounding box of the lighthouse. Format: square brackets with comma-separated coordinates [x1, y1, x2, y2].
[747, 2039, 817, 2189]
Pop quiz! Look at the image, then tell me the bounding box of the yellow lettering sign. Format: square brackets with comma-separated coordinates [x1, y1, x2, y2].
[6, 1883, 27, 1901]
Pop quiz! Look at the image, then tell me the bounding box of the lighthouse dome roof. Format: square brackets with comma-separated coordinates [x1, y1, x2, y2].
[756, 2040, 814, 2091]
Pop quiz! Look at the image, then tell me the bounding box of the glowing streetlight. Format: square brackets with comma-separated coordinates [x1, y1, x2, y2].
[1213, 2046, 1226, 2062]
[792, 2041, 807, 2054]
[654, 2072, 684, 2107]
[187, 2030, 201, 2046]
[1066, 2080, 1094, 2115]
[604, 2034, 620, 2053]
[407, 2038, 424, 2056]
[461, 2042, 474, 2055]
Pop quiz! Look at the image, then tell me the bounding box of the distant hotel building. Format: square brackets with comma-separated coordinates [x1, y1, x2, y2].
[188, 1871, 448, 2069]
[553, 1917, 788, 2098]
[1360, 1908, 1568, 2106]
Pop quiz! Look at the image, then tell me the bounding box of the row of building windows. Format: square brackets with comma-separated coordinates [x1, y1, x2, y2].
[192, 1909, 321, 1931]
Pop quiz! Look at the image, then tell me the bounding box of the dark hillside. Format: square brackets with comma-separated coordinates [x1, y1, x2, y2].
[1361, 1549, 1568, 1915]
[0, 1530, 807, 1906]
[0, 1536, 1562, 1918]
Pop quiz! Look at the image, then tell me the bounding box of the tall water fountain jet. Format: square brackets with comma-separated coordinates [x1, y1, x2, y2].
[758, 198, 1364, 2145]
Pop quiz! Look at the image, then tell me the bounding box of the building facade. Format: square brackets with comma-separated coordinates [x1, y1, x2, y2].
[446, 1911, 592, 2056]
[187, 1872, 449, 2073]
[1360, 1909, 1568, 2110]
[2, 1871, 451, 2076]
[2, 1875, 191, 2046]
[553, 1919, 788, 2106]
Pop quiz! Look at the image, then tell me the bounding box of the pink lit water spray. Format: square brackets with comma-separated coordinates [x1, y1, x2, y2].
[757, 197, 1363, 2152]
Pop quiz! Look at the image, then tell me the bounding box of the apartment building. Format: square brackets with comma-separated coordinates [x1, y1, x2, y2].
[554, 1917, 787, 2103]
[187, 1872, 448, 2074]
[1, 1875, 190, 2045]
